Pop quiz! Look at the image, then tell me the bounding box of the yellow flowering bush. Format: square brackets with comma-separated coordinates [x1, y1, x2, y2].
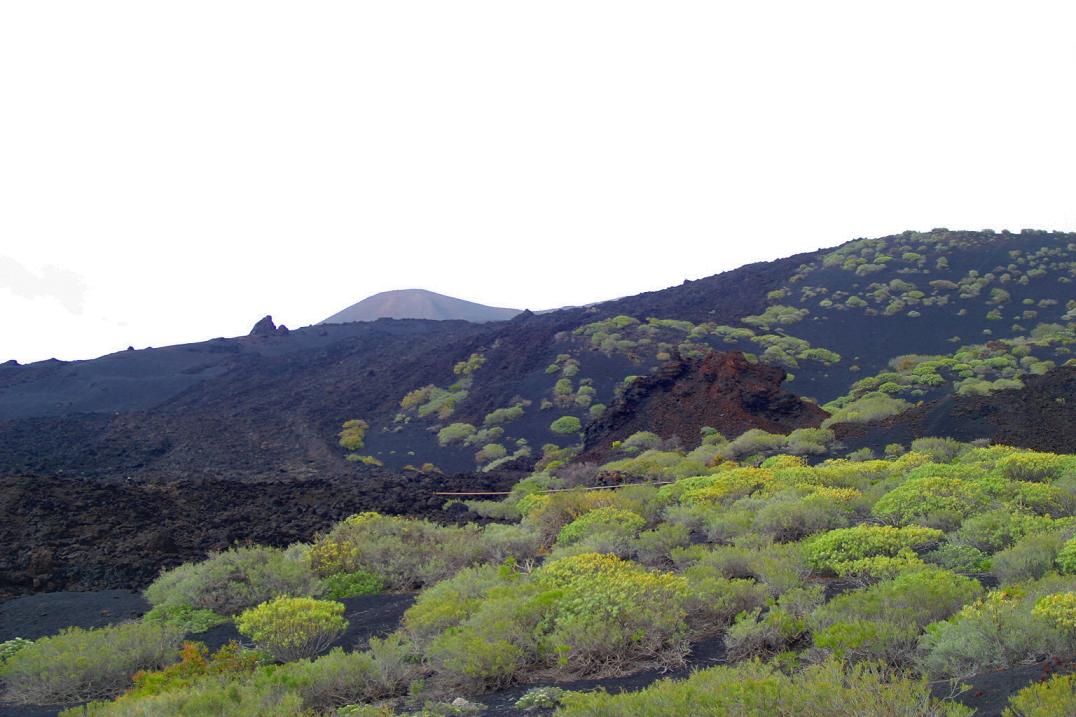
[534, 553, 689, 673]
[1032, 592, 1076, 633]
[674, 468, 775, 505]
[555, 507, 646, 546]
[805, 525, 944, 574]
[997, 451, 1076, 483]
[872, 477, 991, 527]
[1004, 672, 1076, 717]
[236, 597, 347, 662]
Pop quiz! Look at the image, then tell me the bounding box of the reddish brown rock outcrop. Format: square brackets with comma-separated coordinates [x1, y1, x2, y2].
[581, 351, 829, 462]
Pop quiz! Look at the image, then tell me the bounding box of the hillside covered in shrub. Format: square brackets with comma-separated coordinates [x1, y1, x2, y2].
[5, 441, 1076, 715]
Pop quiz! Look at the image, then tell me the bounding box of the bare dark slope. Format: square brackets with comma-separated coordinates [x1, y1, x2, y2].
[321, 288, 522, 324]
[2, 230, 1074, 481]
[834, 365, 1076, 455]
[0, 470, 518, 600]
[2, 231, 1076, 599]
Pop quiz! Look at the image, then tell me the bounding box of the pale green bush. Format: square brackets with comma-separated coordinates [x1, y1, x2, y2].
[2, 621, 183, 704]
[310, 512, 484, 590]
[918, 579, 1074, 679]
[554, 658, 971, 716]
[812, 568, 981, 634]
[145, 545, 321, 616]
[990, 531, 1068, 585]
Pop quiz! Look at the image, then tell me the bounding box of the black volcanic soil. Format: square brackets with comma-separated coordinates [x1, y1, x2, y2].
[0, 472, 517, 600]
[0, 590, 148, 642]
[581, 351, 829, 463]
[834, 365, 1076, 455]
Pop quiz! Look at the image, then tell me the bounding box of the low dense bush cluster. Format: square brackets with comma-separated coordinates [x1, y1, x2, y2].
[1, 621, 184, 704]
[555, 658, 971, 716]
[31, 442, 1076, 715]
[144, 545, 322, 616]
[308, 511, 538, 590]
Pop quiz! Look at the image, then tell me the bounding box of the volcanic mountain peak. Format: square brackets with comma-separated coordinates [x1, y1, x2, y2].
[320, 288, 522, 324]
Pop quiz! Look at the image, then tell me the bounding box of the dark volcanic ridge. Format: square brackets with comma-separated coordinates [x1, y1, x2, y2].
[2, 229, 1076, 600]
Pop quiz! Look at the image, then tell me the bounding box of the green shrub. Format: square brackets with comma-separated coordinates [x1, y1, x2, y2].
[907, 437, 967, 463]
[997, 452, 1076, 483]
[1004, 673, 1076, 717]
[143, 603, 229, 633]
[69, 677, 304, 717]
[724, 607, 805, 661]
[437, 422, 476, 446]
[403, 565, 510, 641]
[621, 431, 663, 453]
[923, 544, 990, 573]
[310, 512, 484, 590]
[0, 638, 32, 663]
[687, 541, 809, 596]
[872, 476, 990, 529]
[832, 551, 928, 586]
[478, 523, 543, 564]
[426, 625, 528, 690]
[427, 577, 555, 690]
[634, 523, 691, 565]
[556, 507, 646, 547]
[813, 568, 981, 634]
[484, 404, 524, 426]
[236, 597, 347, 662]
[145, 545, 322, 616]
[718, 429, 787, 462]
[1032, 592, 1076, 633]
[723, 588, 821, 661]
[338, 419, 369, 450]
[742, 305, 809, 329]
[753, 492, 851, 542]
[682, 569, 769, 631]
[554, 657, 971, 716]
[805, 525, 944, 574]
[533, 553, 689, 674]
[822, 392, 911, 428]
[991, 531, 1068, 584]
[550, 416, 582, 434]
[267, 635, 416, 710]
[322, 570, 384, 599]
[918, 580, 1074, 679]
[1056, 537, 1076, 574]
[405, 554, 691, 682]
[954, 510, 1055, 553]
[475, 443, 508, 464]
[1, 621, 183, 704]
[515, 686, 566, 710]
[813, 619, 919, 664]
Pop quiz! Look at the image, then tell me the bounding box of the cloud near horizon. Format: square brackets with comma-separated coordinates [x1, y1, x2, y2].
[0, 255, 87, 314]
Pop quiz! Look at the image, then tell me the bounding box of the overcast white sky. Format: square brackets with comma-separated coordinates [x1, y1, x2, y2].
[2, 2, 1075, 364]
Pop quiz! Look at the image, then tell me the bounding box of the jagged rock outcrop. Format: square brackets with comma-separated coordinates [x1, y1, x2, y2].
[581, 351, 829, 462]
[249, 315, 278, 337]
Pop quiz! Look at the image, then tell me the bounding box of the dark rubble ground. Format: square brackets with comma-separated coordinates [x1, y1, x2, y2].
[1, 587, 1069, 717]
